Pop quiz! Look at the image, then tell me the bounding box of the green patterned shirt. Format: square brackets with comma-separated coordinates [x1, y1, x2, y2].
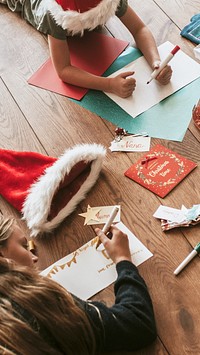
[1, 0, 128, 40]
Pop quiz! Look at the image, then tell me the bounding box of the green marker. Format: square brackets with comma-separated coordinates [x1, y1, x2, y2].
[174, 242, 200, 275]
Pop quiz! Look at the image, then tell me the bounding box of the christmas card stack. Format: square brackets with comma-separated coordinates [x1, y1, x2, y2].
[124, 145, 197, 198]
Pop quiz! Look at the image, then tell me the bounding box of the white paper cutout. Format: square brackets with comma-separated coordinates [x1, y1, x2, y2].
[80, 205, 121, 225]
[79, 205, 101, 225]
[153, 205, 186, 223]
[154, 204, 200, 224]
[110, 135, 151, 152]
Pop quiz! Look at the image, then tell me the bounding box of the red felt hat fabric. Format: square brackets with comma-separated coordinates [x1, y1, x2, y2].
[0, 150, 56, 211]
[55, 0, 101, 12]
[48, 0, 120, 36]
[0, 145, 106, 236]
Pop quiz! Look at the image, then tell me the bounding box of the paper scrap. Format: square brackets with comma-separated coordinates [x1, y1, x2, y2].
[185, 204, 200, 221]
[154, 204, 200, 231]
[153, 205, 186, 223]
[109, 135, 151, 152]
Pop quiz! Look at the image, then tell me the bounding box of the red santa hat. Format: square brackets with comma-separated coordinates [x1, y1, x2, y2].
[48, 0, 121, 36]
[0, 144, 106, 237]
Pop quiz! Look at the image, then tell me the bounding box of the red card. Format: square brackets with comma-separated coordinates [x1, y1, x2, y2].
[28, 32, 129, 100]
[124, 145, 197, 198]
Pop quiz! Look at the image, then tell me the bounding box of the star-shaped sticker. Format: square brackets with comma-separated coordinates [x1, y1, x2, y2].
[79, 205, 101, 225]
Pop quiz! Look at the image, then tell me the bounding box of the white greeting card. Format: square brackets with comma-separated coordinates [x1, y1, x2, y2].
[41, 222, 153, 300]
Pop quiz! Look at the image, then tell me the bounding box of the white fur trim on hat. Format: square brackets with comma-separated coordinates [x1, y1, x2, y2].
[47, 0, 121, 36]
[22, 144, 106, 237]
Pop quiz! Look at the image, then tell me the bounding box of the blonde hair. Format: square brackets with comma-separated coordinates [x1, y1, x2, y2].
[0, 258, 96, 354]
[0, 214, 15, 246]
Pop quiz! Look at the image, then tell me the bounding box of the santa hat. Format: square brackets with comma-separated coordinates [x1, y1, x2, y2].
[48, 0, 121, 36]
[0, 144, 106, 237]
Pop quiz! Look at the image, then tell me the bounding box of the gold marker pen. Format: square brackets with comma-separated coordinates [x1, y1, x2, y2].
[96, 206, 119, 250]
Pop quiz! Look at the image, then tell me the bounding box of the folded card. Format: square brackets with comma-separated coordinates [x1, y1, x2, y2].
[124, 144, 197, 198]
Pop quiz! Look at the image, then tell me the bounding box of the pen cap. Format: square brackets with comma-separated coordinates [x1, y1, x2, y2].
[171, 45, 180, 55]
[194, 242, 200, 253]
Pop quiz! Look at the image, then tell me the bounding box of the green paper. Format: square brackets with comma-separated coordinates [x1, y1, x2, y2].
[70, 47, 200, 141]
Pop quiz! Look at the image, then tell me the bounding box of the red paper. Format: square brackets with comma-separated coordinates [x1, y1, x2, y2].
[124, 145, 197, 198]
[28, 32, 129, 100]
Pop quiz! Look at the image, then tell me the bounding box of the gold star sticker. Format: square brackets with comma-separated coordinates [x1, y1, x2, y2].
[79, 205, 101, 225]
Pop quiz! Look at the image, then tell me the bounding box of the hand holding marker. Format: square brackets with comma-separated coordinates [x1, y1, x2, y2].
[96, 206, 119, 250]
[147, 45, 180, 84]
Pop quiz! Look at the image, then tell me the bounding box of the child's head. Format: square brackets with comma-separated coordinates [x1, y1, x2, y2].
[0, 213, 38, 266]
[0, 257, 96, 354]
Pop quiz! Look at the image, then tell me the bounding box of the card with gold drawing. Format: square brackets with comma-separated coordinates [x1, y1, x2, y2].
[40, 222, 152, 300]
[124, 144, 197, 198]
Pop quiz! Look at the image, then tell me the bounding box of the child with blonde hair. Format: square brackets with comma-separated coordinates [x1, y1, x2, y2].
[0, 213, 157, 353]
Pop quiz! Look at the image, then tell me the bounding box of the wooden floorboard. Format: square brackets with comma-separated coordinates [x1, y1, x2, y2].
[154, 0, 200, 29]
[0, 0, 200, 354]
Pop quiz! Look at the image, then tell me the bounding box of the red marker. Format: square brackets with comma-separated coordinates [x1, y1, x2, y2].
[147, 45, 180, 84]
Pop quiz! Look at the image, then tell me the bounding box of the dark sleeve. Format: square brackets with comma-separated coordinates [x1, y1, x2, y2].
[85, 260, 157, 352]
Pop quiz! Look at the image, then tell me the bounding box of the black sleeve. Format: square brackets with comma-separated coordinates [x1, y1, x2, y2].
[85, 260, 157, 352]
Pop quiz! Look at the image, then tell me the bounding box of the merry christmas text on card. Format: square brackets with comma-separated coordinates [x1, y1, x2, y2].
[124, 145, 197, 198]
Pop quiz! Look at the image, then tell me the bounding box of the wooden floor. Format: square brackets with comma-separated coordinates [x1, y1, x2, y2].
[1, 1, 200, 354]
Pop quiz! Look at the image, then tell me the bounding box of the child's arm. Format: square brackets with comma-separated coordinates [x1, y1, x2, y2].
[73, 227, 156, 351]
[85, 261, 157, 351]
[119, 6, 172, 85]
[48, 35, 136, 98]
[93, 227, 156, 351]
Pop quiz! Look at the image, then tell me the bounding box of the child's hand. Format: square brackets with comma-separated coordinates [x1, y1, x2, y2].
[109, 71, 136, 98]
[152, 60, 172, 85]
[95, 226, 132, 264]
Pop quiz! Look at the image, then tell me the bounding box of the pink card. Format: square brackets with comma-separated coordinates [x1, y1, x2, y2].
[28, 32, 129, 100]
